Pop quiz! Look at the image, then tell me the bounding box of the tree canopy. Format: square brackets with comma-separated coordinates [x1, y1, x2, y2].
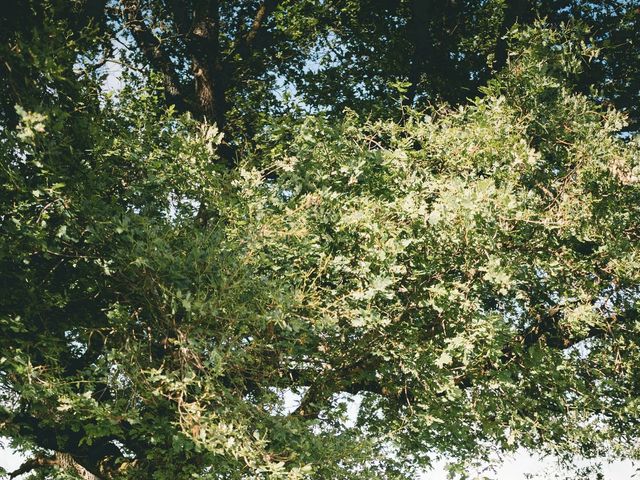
[1, 1, 640, 479]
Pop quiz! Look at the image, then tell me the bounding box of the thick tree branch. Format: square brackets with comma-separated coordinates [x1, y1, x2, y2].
[515, 306, 617, 352]
[404, 0, 461, 106]
[8, 452, 102, 480]
[290, 307, 631, 421]
[189, 0, 226, 125]
[121, 0, 189, 112]
[3, 409, 123, 479]
[8, 455, 57, 479]
[63, 331, 105, 376]
[289, 354, 402, 419]
[166, 0, 192, 34]
[228, 0, 279, 62]
[245, 0, 278, 49]
[54, 452, 103, 480]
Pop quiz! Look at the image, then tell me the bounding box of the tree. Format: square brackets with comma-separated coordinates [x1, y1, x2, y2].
[117, 1, 640, 135]
[3, 2, 638, 144]
[1, 1, 640, 479]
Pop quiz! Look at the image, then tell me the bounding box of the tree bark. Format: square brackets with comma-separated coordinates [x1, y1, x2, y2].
[190, 1, 227, 127]
[9, 452, 102, 480]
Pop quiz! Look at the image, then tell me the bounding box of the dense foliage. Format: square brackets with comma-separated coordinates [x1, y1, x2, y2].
[1, 1, 640, 479]
[4, 1, 638, 145]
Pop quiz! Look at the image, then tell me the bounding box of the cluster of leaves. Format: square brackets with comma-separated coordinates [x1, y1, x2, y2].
[2, 20, 640, 480]
[237, 27, 640, 475]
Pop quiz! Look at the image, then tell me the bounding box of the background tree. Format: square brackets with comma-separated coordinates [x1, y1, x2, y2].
[4, 1, 637, 149]
[6, 0, 628, 152]
[1, 1, 640, 479]
[297, 0, 639, 130]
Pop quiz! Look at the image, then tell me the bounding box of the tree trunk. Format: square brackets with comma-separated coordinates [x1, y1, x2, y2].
[190, 1, 227, 129]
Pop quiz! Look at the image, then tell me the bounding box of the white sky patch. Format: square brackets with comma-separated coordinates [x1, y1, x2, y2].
[102, 58, 125, 93]
[0, 439, 26, 479]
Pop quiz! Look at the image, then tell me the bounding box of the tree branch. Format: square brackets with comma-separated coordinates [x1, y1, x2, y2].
[166, 0, 192, 34]
[404, 0, 462, 106]
[228, 0, 279, 62]
[121, 0, 189, 112]
[8, 456, 57, 479]
[289, 307, 631, 421]
[3, 408, 123, 479]
[8, 452, 102, 480]
[53, 452, 102, 480]
[245, 0, 278, 48]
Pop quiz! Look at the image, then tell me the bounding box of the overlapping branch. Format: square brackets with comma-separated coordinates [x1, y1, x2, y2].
[121, 0, 189, 112]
